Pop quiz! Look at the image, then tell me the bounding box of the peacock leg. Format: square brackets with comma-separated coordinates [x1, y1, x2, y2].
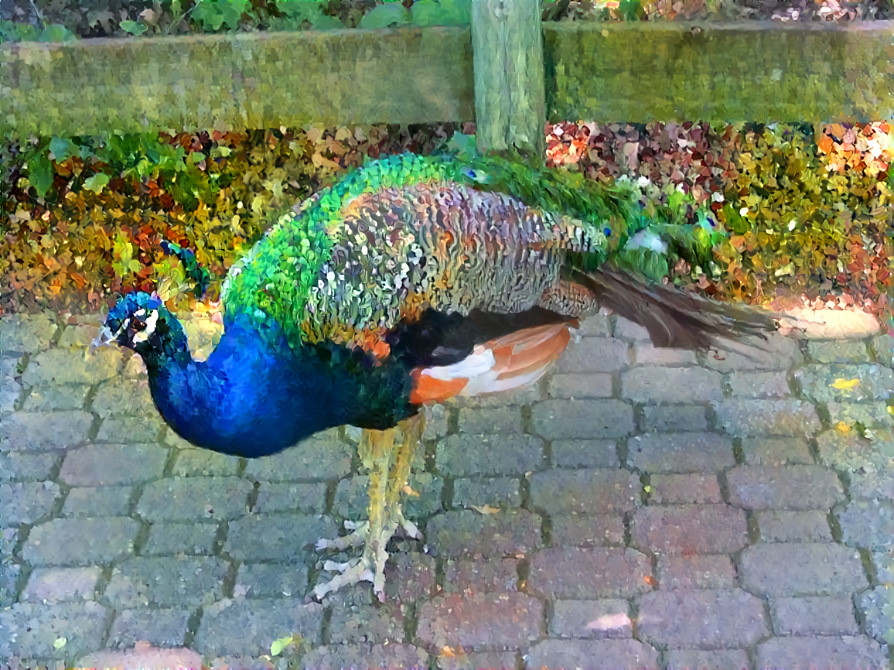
[385, 413, 425, 540]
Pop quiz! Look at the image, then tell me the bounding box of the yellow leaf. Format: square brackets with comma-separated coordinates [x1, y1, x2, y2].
[830, 378, 860, 391]
[835, 421, 852, 433]
[470, 504, 500, 515]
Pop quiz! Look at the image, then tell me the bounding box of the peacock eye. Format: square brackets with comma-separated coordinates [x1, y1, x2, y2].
[131, 318, 146, 330]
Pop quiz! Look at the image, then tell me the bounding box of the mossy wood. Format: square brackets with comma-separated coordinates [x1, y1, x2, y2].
[1, 21, 892, 137]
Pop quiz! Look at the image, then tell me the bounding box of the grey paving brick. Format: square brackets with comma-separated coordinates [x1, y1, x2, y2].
[577, 314, 612, 337]
[740, 543, 868, 596]
[548, 372, 614, 398]
[0, 411, 93, 451]
[872, 333, 893, 367]
[726, 370, 791, 398]
[0, 314, 57, 355]
[23, 384, 90, 411]
[664, 649, 750, 670]
[870, 550, 894, 583]
[56, 322, 102, 350]
[22, 347, 121, 386]
[622, 366, 723, 403]
[194, 598, 323, 656]
[0, 560, 20, 607]
[528, 547, 651, 599]
[755, 635, 888, 669]
[0, 481, 60, 525]
[329, 600, 407, 644]
[21, 567, 100, 602]
[252, 481, 327, 514]
[701, 333, 802, 372]
[107, 607, 191, 649]
[382, 551, 438, 602]
[815, 428, 893, 473]
[524, 638, 659, 669]
[333, 472, 442, 521]
[0, 356, 24, 415]
[225, 514, 337, 562]
[638, 589, 768, 649]
[96, 414, 165, 443]
[303, 643, 430, 670]
[641, 404, 708, 432]
[556, 337, 630, 372]
[657, 554, 737, 590]
[771, 596, 858, 635]
[105, 556, 228, 607]
[59, 443, 168, 486]
[859, 585, 894, 645]
[725, 465, 844, 510]
[417, 592, 542, 651]
[426, 509, 541, 559]
[143, 522, 220, 556]
[61, 486, 133, 518]
[796, 364, 894, 403]
[613, 317, 651, 342]
[549, 599, 631, 639]
[627, 432, 735, 473]
[632, 505, 748, 555]
[0, 451, 60, 482]
[756, 510, 833, 542]
[740, 437, 815, 466]
[137, 476, 252, 522]
[550, 514, 626, 547]
[828, 401, 894, 428]
[836, 499, 894, 550]
[712, 399, 821, 437]
[452, 476, 521, 509]
[632, 344, 697, 365]
[91, 378, 157, 417]
[235, 562, 309, 599]
[531, 468, 639, 515]
[168, 445, 241, 476]
[443, 558, 519, 593]
[457, 406, 523, 435]
[22, 517, 140, 566]
[808, 339, 872, 364]
[532, 399, 634, 440]
[0, 600, 109, 660]
[423, 402, 449, 439]
[436, 434, 544, 477]
[550, 439, 619, 468]
[648, 473, 722, 504]
[242, 429, 353, 481]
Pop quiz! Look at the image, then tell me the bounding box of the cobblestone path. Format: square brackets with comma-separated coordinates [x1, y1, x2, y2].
[1, 309, 891, 669]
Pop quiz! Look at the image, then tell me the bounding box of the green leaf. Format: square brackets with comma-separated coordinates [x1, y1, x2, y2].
[48, 136, 76, 162]
[411, 0, 471, 25]
[270, 636, 292, 657]
[360, 3, 410, 28]
[83, 173, 111, 193]
[38, 24, 77, 42]
[120, 20, 149, 36]
[28, 155, 54, 197]
[53, 637, 67, 650]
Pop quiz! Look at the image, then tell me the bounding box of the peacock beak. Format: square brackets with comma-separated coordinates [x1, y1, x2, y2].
[89, 326, 116, 355]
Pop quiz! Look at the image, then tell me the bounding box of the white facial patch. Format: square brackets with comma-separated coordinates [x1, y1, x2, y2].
[130, 310, 159, 344]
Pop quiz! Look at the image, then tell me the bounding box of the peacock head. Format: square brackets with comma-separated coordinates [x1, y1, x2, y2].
[91, 291, 176, 355]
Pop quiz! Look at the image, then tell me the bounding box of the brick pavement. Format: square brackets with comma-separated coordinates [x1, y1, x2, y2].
[0, 309, 891, 669]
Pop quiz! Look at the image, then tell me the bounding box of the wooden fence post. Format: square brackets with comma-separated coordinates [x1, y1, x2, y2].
[470, 0, 545, 156]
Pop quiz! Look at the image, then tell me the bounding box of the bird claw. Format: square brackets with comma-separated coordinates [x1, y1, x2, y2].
[312, 558, 378, 602]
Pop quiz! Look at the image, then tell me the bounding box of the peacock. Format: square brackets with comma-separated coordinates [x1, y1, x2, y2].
[93, 142, 776, 600]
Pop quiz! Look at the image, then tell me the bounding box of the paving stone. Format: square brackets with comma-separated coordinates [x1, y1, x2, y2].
[436, 434, 544, 477]
[105, 556, 228, 607]
[641, 404, 708, 432]
[137, 476, 253, 522]
[549, 599, 632, 639]
[872, 333, 893, 367]
[143, 522, 220, 556]
[91, 378, 157, 417]
[0, 313, 58, 354]
[0, 559, 20, 607]
[438, 650, 518, 670]
[329, 600, 407, 644]
[61, 486, 133, 518]
[712, 399, 821, 437]
[225, 514, 337, 563]
[0, 481, 61, 525]
[452, 383, 543, 409]
[0, 411, 93, 451]
[194, 598, 323, 656]
[548, 372, 614, 398]
[22, 517, 140, 566]
[426, 509, 541, 559]
[577, 314, 612, 337]
[771, 596, 858, 635]
[23, 384, 90, 411]
[107, 607, 191, 649]
[739, 543, 867, 596]
[836, 499, 894, 550]
[648, 473, 722, 504]
[808, 339, 872, 364]
[0, 600, 109, 660]
[815, 429, 893, 473]
[170, 446, 241, 476]
[796, 364, 894, 403]
[701, 333, 802, 372]
[252, 481, 327, 514]
[333, 472, 443, 521]
[870, 550, 894, 583]
[756, 510, 833, 542]
[531, 468, 639, 515]
[532, 399, 634, 440]
[755, 635, 888, 669]
[632, 505, 748, 555]
[59, 443, 168, 486]
[382, 552, 438, 603]
[627, 433, 735, 473]
[858, 585, 894, 645]
[828, 401, 894, 428]
[664, 649, 750, 670]
[21, 567, 101, 602]
[240, 432, 347, 482]
[423, 403, 449, 440]
[726, 370, 791, 398]
[550, 439, 619, 468]
[22, 347, 121, 386]
[528, 547, 651, 599]
[0, 451, 60, 482]
[452, 476, 521, 509]
[622, 366, 723, 403]
[417, 592, 542, 651]
[96, 414, 165, 443]
[613, 317, 652, 342]
[657, 555, 737, 590]
[524, 638, 659, 669]
[740, 437, 815, 466]
[725, 465, 844, 510]
[638, 589, 768, 649]
[0, 356, 24, 414]
[443, 558, 519, 593]
[550, 514, 626, 547]
[56, 322, 101, 349]
[302, 643, 429, 669]
[235, 562, 309, 599]
[632, 344, 697, 365]
[556, 337, 630, 372]
[457, 406, 523, 435]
